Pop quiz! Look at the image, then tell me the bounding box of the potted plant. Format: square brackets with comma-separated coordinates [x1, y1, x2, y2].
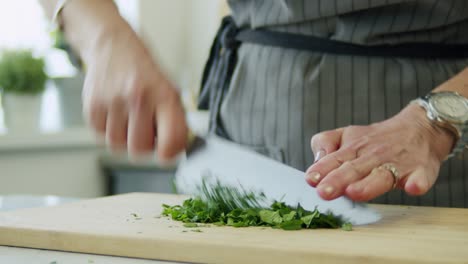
[50, 29, 85, 128]
[0, 49, 48, 132]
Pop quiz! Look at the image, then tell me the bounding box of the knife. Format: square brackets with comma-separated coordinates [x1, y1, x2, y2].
[175, 134, 381, 225]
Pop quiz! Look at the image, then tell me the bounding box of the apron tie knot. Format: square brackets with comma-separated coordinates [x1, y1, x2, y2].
[220, 20, 240, 50]
[198, 16, 241, 139]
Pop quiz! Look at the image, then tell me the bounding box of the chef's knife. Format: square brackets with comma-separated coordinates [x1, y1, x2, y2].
[175, 135, 381, 225]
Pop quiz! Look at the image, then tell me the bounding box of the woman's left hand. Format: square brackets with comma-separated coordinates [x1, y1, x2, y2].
[305, 104, 455, 201]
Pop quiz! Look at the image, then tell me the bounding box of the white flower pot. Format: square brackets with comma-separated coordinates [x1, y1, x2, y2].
[54, 73, 85, 128]
[1, 93, 43, 133]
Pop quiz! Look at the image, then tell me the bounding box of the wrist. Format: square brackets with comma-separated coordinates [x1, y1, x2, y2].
[399, 104, 455, 162]
[60, 0, 127, 63]
[83, 21, 135, 63]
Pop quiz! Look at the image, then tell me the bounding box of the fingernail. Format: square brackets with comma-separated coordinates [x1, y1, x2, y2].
[306, 172, 321, 183]
[319, 185, 335, 196]
[314, 149, 326, 163]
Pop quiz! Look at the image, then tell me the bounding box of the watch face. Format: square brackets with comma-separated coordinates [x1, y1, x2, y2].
[431, 93, 468, 123]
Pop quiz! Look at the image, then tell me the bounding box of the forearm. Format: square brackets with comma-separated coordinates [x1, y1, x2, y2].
[39, 0, 131, 64]
[402, 66, 468, 159]
[432, 67, 468, 97]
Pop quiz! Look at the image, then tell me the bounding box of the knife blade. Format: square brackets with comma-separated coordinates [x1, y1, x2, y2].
[175, 135, 381, 225]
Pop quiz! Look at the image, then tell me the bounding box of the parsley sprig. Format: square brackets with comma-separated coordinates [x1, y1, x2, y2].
[162, 180, 350, 231]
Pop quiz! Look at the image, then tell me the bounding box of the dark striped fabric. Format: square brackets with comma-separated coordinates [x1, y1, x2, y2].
[218, 0, 468, 207]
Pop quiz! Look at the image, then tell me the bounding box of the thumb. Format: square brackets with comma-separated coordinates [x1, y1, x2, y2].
[310, 128, 343, 163]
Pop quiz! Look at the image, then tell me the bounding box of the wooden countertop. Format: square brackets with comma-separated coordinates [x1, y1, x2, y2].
[0, 193, 467, 264]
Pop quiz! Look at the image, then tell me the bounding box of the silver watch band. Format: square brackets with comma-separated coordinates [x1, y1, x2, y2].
[411, 97, 467, 159]
[452, 124, 468, 155]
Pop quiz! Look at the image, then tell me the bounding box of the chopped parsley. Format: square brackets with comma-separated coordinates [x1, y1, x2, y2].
[341, 222, 353, 231]
[162, 180, 350, 231]
[183, 223, 199, 228]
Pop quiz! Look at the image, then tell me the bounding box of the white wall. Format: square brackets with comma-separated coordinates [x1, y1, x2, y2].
[138, 0, 188, 82]
[136, 0, 224, 108]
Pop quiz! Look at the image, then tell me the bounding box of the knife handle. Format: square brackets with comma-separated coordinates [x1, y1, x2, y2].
[186, 130, 206, 155]
[187, 130, 197, 146]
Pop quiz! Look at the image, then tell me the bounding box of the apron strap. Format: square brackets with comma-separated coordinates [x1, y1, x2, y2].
[198, 16, 239, 138]
[236, 29, 468, 59]
[198, 16, 468, 137]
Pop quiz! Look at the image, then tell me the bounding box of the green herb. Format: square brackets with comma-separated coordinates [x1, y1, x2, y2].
[162, 180, 345, 231]
[197, 178, 267, 212]
[341, 222, 353, 231]
[171, 178, 178, 194]
[0, 49, 47, 95]
[183, 223, 199, 228]
[259, 210, 283, 225]
[280, 219, 303, 230]
[130, 213, 142, 220]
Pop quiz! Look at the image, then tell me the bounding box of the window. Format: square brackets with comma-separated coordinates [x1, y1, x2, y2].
[0, 1, 138, 133]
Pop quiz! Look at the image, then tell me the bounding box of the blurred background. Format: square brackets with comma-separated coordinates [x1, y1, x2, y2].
[0, 0, 228, 210]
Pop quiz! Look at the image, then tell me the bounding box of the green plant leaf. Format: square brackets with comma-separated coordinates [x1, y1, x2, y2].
[282, 211, 296, 222]
[259, 210, 283, 225]
[280, 220, 303, 230]
[341, 222, 353, 231]
[183, 223, 199, 228]
[0, 49, 47, 95]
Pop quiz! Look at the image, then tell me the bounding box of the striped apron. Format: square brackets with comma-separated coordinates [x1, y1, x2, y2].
[200, 0, 468, 207]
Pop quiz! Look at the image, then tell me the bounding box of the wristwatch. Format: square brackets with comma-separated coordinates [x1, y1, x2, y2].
[411, 91, 468, 158]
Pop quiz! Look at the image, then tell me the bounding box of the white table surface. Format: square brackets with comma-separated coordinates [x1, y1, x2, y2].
[0, 246, 179, 264]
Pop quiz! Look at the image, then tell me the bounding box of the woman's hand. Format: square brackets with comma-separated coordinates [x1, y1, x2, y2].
[82, 24, 188, 160]
[46, 0, 189, 160]
[305, 104, 455, 202]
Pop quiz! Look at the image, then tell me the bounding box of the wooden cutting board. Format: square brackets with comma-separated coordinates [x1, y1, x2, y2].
[0, 193, 467, 264]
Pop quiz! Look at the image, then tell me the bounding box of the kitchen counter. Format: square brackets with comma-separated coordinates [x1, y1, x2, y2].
[0, 246, 176, 264]
[0, 127, 98, 153]
[0, 127, 106, 198]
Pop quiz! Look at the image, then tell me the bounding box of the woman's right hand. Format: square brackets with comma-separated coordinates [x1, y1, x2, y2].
[48, 0, 189, 160]
[82, 23, 189, 160]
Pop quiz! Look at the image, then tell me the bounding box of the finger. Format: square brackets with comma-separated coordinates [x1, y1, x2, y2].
[310, 128, 343, 162]
[155, 90, 188, 161]
[105, 97, 128, 151]
[315, 153, 383, 200]
[404, 166, 438, 196]
[305, 146, 357, 187]
[305, 128, 344, 186]
[345, 166, 396, 202]
[127, 92, 155, 156]
[87, 102, 107, 136]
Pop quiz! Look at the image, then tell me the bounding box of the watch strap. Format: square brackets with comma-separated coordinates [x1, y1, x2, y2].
[413, 94, 468, 159]
[450, 121, 468, 157]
